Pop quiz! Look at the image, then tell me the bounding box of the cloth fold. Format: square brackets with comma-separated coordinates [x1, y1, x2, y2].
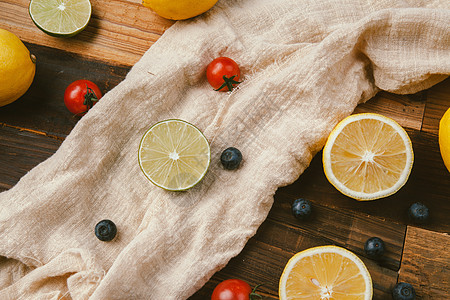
[0, 0, 449, 298]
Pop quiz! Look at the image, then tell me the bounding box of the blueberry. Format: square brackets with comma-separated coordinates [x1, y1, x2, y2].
[291, 198, 312, 220]
[95, 219, 117, 242]
[364, 237, 385, 260]
[221, 147, 242, 170]
[392, 282, 416, 300]
[408, 202, 429, 224]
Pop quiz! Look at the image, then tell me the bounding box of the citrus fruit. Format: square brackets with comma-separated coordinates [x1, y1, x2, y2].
[323, 113, 413, 201]
[279, 245, 373, 300]
[0, 29, 36, 107]
[29, 0, 92, 37]
[142, 0, 219, 20]
[138, 119, 210, 191]
[439, 107, 450, 173]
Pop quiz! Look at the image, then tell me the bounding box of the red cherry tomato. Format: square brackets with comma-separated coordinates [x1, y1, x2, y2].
[206, 57, 241, 92]
[64, 79, 102, 115]
[211, 279, 261, 300]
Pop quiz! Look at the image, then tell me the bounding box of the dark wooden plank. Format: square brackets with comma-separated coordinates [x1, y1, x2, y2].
[0, 125, 61, 192]
[0, 43, 129, 137]
[421, 77, 450, 134]
[398, 226, 450, 299]
[354, 90, 426, 131]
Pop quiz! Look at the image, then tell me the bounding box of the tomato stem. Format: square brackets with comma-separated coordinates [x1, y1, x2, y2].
[215, 75, 242, 92]
[250, 283, 264, 300]
[83, 84, 99, 112]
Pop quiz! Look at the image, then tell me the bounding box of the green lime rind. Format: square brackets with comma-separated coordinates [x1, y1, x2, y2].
[29, 0, 92, 37]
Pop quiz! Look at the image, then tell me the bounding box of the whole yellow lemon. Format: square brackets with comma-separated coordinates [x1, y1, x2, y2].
[142, 0, 219, 20]
[439, 107, 450, 173]
[0, 29, 36, 107]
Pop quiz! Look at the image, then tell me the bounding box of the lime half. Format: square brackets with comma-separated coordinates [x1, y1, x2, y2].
[29, 0, 92, 37]
[138, 119, 211, 191]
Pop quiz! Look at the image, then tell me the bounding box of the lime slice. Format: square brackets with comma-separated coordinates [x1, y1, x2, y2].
[29, 0, 92, 37]
[138, 119, 211, 191]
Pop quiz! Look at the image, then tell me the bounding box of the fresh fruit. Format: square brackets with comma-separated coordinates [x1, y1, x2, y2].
[29, 0, 92, 37]
[142, 0, 218, 20]
[95, 219, 117, 242]
[207, 57, 241, 92]
[220, 147, 243, 170]
[323, 113, 414, 201]
[0, 29, 36, 107]
[392, 282, 416, 300]
[291, 198, 312, 220]
[439, 107, 450, 173]
[138, 119, 210, 191]
[364, 237, 385, 260]
[211, 279, 262, 300]
[408, 202, 429, 224]
[279, 245, 372, 300]
[64, 79, 102, 115]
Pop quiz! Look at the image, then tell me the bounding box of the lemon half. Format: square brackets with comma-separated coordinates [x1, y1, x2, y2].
[323, 113, 414, 201]
[279, 245, 373, 300]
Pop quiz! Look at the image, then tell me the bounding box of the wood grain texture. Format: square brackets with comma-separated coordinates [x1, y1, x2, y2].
[0, 125, 61, 191]
[354, 90, 427, 131]
[398, 227, 450, 299]
[422, 78, 450, 134]
[0, 0, 174, 66]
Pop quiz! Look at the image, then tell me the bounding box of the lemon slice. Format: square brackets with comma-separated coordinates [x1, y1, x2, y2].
[279, 245, 373, 300]
[323, 113, 413, 201]
[29, 0, 92, 37]
[138, 119, 210, 191]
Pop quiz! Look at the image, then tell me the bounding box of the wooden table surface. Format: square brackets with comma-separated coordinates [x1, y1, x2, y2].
[1, 1, 449, 299]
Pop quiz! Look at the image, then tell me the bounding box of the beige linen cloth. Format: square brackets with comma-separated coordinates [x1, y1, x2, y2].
[1, 0, 449, 299]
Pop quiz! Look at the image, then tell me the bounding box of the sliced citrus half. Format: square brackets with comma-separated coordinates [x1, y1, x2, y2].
[323, 113, 413, 201]
[29, 0, 92, 37]
[279, 245, 373, 300]
[138, 119, 210, 191]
